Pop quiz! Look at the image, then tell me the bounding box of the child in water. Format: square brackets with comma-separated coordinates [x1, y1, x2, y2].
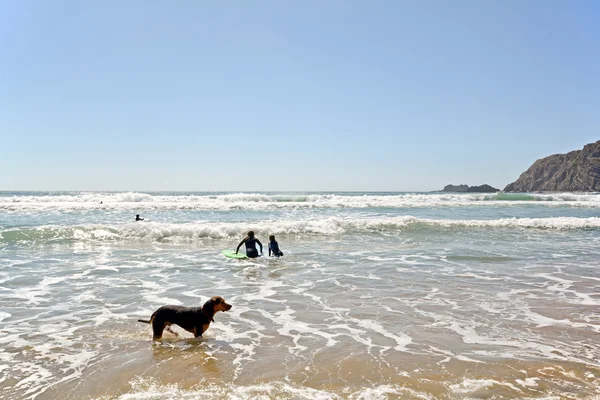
[268, 235, 284, 257]
[236, 231, 263, 258]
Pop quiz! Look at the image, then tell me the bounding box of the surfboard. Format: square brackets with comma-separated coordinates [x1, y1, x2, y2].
[221, 249, 247, 259]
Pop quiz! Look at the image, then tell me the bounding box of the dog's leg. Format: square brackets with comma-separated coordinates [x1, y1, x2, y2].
[152, 320, 166, 340]
[195, 323, 210, 338]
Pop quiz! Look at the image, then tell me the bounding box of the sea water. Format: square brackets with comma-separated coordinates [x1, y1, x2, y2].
[0, 191, 599, 399]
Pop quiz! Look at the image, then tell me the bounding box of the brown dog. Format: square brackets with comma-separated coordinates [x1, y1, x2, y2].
[138, 296, 232, 340]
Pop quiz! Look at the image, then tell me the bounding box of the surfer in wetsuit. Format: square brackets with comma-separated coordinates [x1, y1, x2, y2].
[236, 231, 263, 258]
[268, 235, 283, 257]
[135, 214, 144, 221]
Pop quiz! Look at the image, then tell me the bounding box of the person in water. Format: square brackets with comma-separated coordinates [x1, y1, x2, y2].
[135, 214, 144, 221]
[236, 231, 263, 258]
[268, 235, 284, 257]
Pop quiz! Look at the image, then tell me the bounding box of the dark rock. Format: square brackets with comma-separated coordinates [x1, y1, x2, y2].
[442, 184, 499, 193]
[504, 140, 600, 192]
[467, 184, 500, 193]
[443, 184, 469, 192]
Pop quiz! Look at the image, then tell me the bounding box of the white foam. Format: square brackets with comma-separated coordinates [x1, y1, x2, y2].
[273, 306, 340, 351]
[10, 283, 53, 305]
[143, 294, 183, 306]
[3, 191, 600, 213]
[4, 215, 600, 244]
[535, 273, 600, 306]
[112, 378, 436, 400]
[354, 318, 412, 352]
[414, 306, 594, 366]
[450, 378, 522, 395]
[92, 308, 131, 326]
[14, 362, 54, 397]
[455, 355, 485, 363]
[0, 311, 11, 322]
[516, 377, 540, 387]
[351, 385, 435, 399]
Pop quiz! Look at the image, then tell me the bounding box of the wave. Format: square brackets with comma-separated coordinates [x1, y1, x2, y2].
[2, 216, 599, 243]
[492, 193, 536, 201]
[1, 192, 600, 212]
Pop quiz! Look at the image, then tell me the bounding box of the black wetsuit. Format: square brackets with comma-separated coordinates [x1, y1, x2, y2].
[269, 240, 283, 257]
[245, 237, 260, 258]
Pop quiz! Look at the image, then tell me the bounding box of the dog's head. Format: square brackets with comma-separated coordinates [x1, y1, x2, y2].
[203, 296, 232, 317]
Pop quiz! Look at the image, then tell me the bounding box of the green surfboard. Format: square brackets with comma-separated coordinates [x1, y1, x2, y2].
[222, 249, 247, 259]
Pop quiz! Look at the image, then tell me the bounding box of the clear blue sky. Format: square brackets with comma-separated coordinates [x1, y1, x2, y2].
[1, 1, 598, 191]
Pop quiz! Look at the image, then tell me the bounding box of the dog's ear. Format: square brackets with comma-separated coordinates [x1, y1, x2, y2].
[203, 298, 215, 317]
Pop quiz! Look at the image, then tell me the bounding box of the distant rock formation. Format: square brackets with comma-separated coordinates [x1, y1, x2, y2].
[468, 184, 501, 193]
[443, 184, 469, 192]
[504, 140, 600, 192]
[442, 184, 499, 193]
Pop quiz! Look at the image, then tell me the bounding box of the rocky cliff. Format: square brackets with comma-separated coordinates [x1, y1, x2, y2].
[504, 140, 600, 192]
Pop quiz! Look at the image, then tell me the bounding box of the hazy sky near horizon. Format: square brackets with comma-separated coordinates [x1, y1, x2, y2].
[1, 1, 599, 191]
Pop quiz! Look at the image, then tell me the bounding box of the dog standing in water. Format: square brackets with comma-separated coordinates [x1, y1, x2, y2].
[138, 296, 232, 340]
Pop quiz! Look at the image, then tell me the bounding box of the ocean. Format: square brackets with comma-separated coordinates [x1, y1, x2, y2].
[1, 191, 599, 399]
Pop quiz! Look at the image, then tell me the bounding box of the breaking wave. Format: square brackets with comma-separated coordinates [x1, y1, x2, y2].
[2, 216, 599, 244]
[1, 191, 600, 212]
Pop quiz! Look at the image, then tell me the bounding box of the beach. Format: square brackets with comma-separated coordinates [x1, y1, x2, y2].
[1, 191, 599, 399]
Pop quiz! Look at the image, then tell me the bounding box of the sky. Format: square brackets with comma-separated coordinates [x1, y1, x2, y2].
[1, 0, 599, 192]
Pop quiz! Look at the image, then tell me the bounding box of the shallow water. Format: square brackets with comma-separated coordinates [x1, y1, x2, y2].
[1, 191, 599, 399]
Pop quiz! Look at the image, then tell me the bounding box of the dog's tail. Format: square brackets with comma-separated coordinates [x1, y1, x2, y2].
[138, 311, 156, 324]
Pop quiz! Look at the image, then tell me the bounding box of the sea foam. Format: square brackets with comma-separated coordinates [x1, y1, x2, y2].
[2, 216, 599, 243]
[2, 191, 600, 213]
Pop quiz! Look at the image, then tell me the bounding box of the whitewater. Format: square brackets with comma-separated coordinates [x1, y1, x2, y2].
[1, 191, 599, 399]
